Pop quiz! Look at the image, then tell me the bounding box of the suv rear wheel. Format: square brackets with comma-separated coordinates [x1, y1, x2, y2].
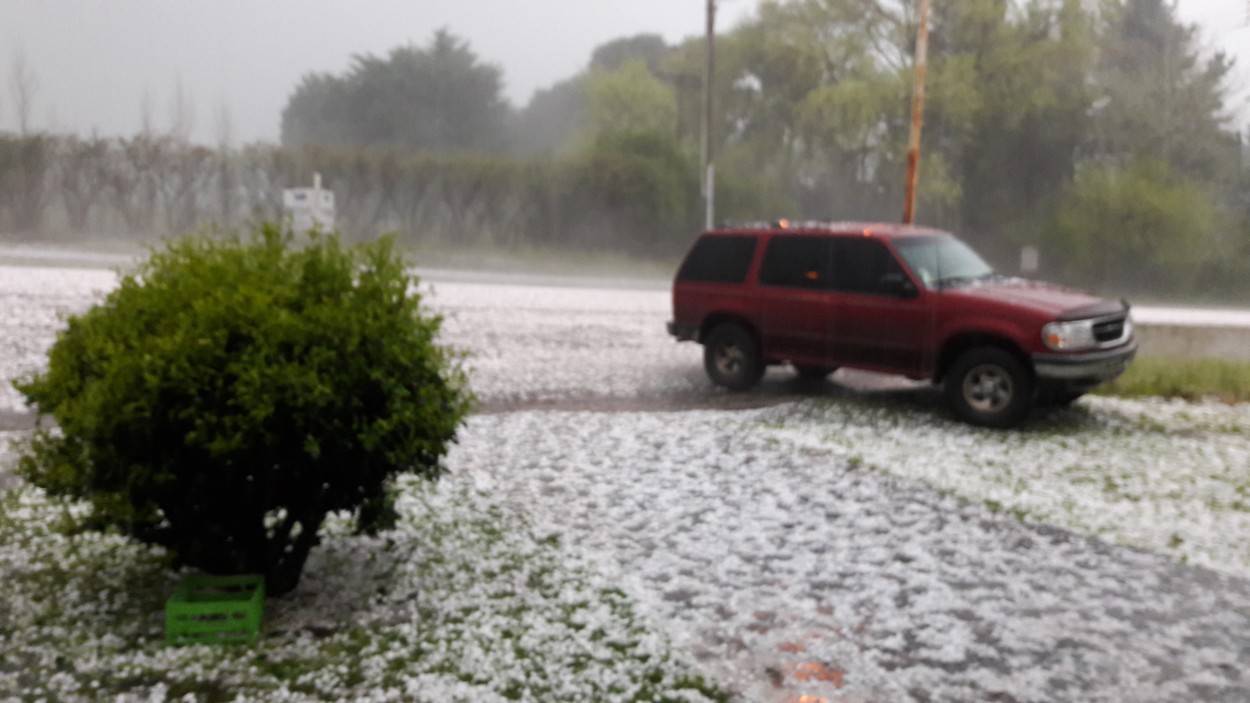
[703, 323, 763, 391]
[945, 348, 1035, 428]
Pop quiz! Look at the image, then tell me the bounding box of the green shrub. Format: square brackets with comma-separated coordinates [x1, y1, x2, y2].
[15, 222, 472, 595]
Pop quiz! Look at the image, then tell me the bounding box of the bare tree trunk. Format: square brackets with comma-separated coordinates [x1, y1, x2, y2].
[8, 48, 39, 136]
[59, 136, 110, 233]
[4, 135, 54, 236]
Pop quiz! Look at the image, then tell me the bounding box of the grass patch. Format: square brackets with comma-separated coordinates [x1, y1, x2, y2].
[0, 479, 727, 702]
[758, 394, 1250, 577]
[1096, 355, 1250, 403]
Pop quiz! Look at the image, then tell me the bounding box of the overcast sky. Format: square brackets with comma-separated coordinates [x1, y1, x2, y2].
[2, 0, 1247, 145]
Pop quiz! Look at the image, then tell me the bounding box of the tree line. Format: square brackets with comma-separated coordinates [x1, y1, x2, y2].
[0, 132, 723, 257]
[3, 0, 1249, 298]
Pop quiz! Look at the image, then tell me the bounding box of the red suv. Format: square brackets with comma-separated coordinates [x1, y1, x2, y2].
[668, 222, 1137, 427]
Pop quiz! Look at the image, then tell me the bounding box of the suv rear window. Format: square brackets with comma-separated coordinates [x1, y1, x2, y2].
[758, 235, 904, 295]
[676, 235, 758, 283]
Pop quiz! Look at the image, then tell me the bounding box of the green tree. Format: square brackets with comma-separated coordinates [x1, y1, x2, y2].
[722, 0, 831, 184]
[1038, 0, 1242, 294]
[512, 77, 586, 154]
[279, 73, 353, 149]
[1044, 158, 1220, 293]
[927, 0, 1097, 237]
[715, 0, 916, 220]
[1088, 0, 1239, 180]
[585, 60, 680, 136]
[16, 223, 472, 595]
[564, 129, 698, 253]
[281, 30, 511, 154]
[513, 34, 677, 155]
[590, 33, 671, 74]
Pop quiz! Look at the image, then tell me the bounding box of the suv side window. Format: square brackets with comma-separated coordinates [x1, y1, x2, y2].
[759, 236, 834, 289]
[676, 235, 758, 283]
[832, 238, 906, 295]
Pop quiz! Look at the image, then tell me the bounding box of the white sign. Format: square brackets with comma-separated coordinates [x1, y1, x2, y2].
[282, 173, 335, 232]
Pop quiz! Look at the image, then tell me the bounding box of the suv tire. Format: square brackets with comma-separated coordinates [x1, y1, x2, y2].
[945, 347, 1035, 428]
[703, 323, 763, 391]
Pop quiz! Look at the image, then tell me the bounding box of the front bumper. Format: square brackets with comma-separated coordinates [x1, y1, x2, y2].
[1032, 341, 1138, 382]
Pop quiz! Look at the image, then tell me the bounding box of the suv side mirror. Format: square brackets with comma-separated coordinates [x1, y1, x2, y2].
[880, 272, 919, 298]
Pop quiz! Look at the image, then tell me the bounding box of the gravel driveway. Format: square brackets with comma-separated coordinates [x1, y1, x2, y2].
[3, 263, 1249, 702]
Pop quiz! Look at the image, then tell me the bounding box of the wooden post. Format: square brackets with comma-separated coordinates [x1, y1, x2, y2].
[902, 0, 931, 225]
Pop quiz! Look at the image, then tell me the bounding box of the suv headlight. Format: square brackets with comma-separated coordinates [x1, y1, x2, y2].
[1042, 320, 1096, 351]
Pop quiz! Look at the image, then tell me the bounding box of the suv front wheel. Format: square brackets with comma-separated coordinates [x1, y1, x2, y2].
[703, 323, 763, 391]
[945, 347, 1035, 428]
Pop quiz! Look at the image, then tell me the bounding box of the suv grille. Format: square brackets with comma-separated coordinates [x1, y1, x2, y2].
[1093, 317, 1127, 343]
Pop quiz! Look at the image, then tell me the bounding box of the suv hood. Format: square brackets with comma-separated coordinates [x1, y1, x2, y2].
[944, 277, 1123, 319]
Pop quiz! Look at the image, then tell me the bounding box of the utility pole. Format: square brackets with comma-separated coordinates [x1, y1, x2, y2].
[702, 0, 717, 230]
[902, 0, 931, 225]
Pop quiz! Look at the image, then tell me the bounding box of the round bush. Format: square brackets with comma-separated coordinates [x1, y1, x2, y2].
[16, 223, 472, 595]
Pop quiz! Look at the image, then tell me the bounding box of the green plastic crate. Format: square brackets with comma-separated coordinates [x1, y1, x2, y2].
[165, 574, 265, 646]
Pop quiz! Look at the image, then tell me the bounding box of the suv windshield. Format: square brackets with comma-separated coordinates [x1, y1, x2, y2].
[893, 235, 995, 289]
